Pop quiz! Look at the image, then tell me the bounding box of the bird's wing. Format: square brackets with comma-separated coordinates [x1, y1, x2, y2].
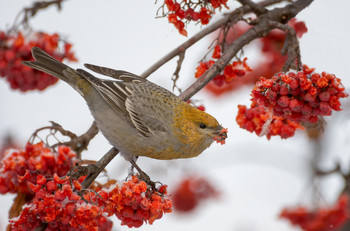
[84, 63, 142, 82]
[125, 93, 170, 133]
[76, 67, 168, 137]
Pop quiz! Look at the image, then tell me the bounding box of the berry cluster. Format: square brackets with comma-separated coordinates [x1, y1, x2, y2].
[4, 141, 172, 229]
[95, 175, 172, 228]
[10, 174, 113, 231]
[237, 66, 348, 139]
[163, 0, 228, 36]
[236, 102, 303, 139]
[195, 45, 252, 88]
[0, 142, 77, 194]
[280, 194, 349, 231]
[251, 66, 348, 124]
[0, 30, 77, 92]
[204, 19, 307, 96]
[172, 176, 218, 212]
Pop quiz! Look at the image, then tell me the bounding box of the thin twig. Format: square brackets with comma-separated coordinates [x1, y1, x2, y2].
[171, 51, 185, 93]
[12, 0, 65, 30]
[29, 121, 99, 158]
[54, 121, 99, 158]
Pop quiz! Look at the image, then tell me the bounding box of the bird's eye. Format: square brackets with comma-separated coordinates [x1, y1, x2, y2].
[199, 123, 207, 129]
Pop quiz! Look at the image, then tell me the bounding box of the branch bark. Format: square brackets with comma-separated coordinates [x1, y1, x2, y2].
[81, 147, 119, 189]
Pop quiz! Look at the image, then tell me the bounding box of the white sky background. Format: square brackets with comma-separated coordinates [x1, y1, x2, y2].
[1, 0, 350, 231]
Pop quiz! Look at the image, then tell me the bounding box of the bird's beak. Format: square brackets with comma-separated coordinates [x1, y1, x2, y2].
[213, 126, 228, 145]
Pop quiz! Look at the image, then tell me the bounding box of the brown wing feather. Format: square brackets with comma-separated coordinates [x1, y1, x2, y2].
[77, 68, 152, 137]
[84, 63, 143, 82]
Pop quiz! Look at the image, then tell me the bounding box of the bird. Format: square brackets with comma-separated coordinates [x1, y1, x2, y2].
[22, 47, 227, 163]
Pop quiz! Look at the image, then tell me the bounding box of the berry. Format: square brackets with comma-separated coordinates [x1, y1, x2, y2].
[251, 65, 348, 124]
[93, 175, 172, 228]
[0, 142, 77, 195]
[172, 176, 219, 212]
[236, 102, 303, 139]
[10, 175, 112, 231]
[162, 0, 228, 36]
[0, 30, 77, 92]
[195, 55, 252, 91]
[280, 194, 349, 231]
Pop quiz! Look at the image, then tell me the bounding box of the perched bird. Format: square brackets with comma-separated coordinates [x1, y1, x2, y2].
[22, 47, 227, 161]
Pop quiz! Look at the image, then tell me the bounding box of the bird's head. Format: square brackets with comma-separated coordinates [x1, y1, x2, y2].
[172, 103, 228, 157]
[189, 109, 228, 145]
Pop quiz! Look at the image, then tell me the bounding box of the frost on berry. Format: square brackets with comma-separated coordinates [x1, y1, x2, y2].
[161, 0, 228, 36]
[10, 175, 172, 230]
[172, 176, 219, 212]
[0, 142, 77, 194]
[93, 175, 172, 228]
[280, 194, 349, 231]
[236, 102, 303, 139]
[0, 30, 77, 92]
[251, 66, 348, 124]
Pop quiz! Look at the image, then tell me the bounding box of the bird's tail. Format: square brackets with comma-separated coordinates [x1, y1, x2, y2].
[22, 47, 92, 97]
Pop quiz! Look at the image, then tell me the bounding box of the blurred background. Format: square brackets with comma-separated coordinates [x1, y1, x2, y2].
[1, 0, 350, 230]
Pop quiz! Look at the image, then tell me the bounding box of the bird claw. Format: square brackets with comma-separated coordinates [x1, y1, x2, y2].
[137, 171, 156, 190]
[129, 159, 156, 190]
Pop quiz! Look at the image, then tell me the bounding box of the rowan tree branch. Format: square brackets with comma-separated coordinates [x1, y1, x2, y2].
[179, 0, 313, 101]
[237, 0, 267, 15]
[80, 147, 119, 189]
[270, 22, 302, 71]
[140, 0, 283, 78]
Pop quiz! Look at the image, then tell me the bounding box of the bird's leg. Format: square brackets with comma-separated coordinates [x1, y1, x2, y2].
[128, 156, 139, 175]
[126, 156, 138, 181]
[129, 159, 156, 189]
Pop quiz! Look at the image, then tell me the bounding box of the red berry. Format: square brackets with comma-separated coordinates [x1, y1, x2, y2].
[279, 85, 289, 95]
[0, 30, 77, 92]
[319, 91, 330, 101]
[289, 99, 303, 112]
[278, 95, 290, 108]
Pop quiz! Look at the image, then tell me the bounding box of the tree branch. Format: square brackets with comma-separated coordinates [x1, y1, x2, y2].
[270, 22, 302, 71]
[179, 0, 313, 101]
[140, 0, 283, 78]
[80, 147, 119, 189]
[237, 0, 267, 15]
